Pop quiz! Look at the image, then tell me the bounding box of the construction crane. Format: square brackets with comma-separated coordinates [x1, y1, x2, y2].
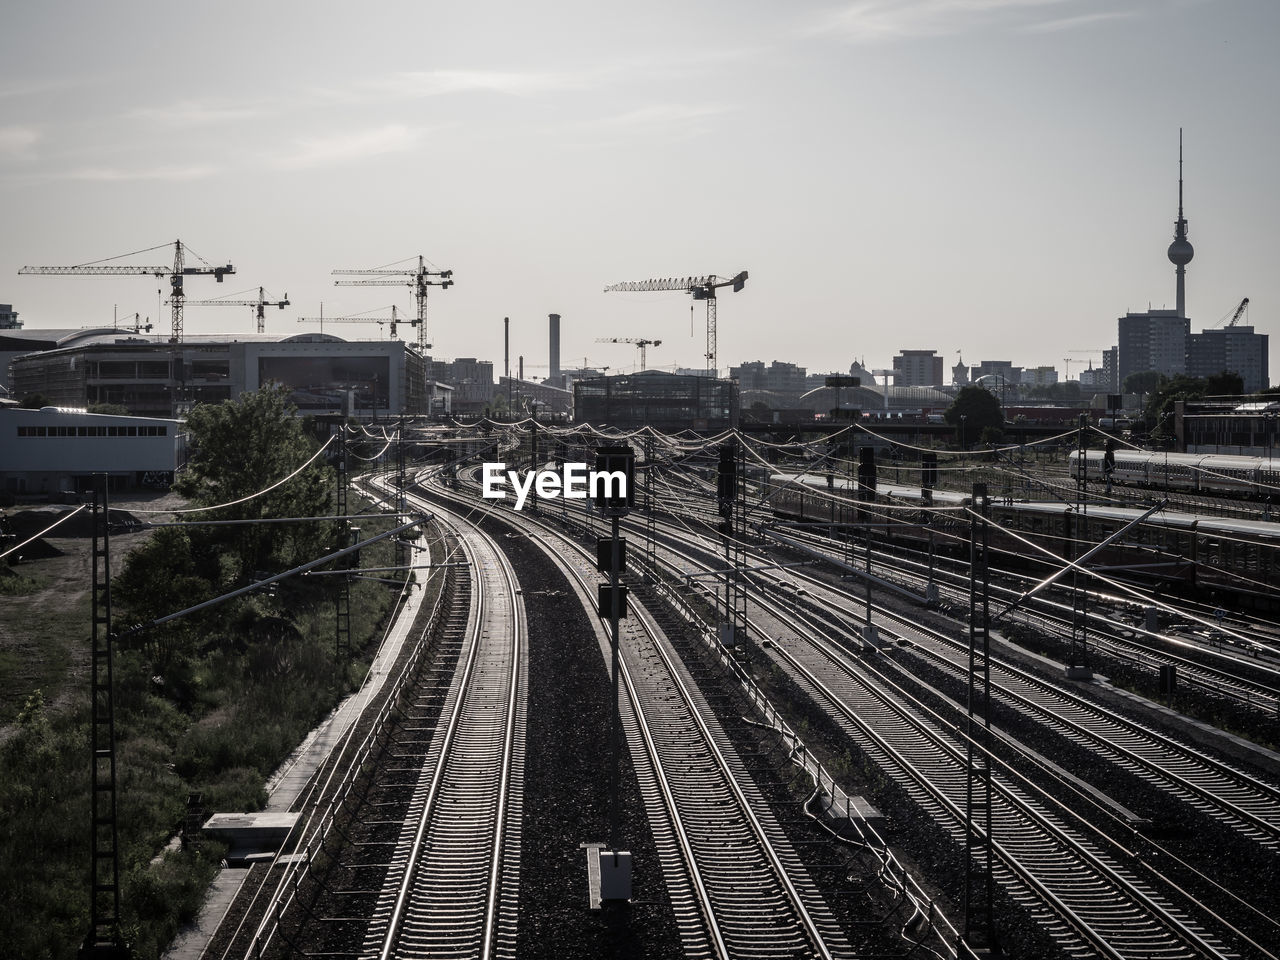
[112, 310, 152, 334]
[1214, 297, 1250, 328]
[173, 286, 289, 334]
[18, 239, 233, 343]
[596, 336, 662, 371]
[1064, 349, 1106, 380]
[603, 270, 747, 377]
[332, 255, 452, 352]
[297, 305, 405, 338]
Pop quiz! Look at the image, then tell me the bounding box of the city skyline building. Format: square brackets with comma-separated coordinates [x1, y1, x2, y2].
[892, 349, 944, 387]
[1186, 325, 1269, 393]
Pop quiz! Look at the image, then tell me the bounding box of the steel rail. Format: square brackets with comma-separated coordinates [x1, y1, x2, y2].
[422, 477, 845, 960]
[372, 499, 524, 960]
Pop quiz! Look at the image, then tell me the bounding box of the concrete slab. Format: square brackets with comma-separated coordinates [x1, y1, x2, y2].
[582, 842, 605, 910]
[202, 812, 300, 861]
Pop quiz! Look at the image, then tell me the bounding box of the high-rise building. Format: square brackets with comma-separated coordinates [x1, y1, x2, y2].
[1186, 325, 1269, 392]
[1117, 309, 1189, 389]
[892, 349, 943, 387]
[1101, 348, 1120, 393]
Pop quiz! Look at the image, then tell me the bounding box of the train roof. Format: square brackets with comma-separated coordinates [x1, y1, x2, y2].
[1069, 449, 1278, 471]
[997, 499, 1280, 539]
[770, 472, 965, 505]
[771, 471, 1280, 536]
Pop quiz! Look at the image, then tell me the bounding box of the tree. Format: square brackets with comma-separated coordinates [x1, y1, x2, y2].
[1205, 371, 1244, 396]
[944, 385, 1002, 449]
[174, 385, 334, 582]
[1142, 374, 1211, 439]
[18, 393, 51, 409]
[1123, 371, 1166, 396]
[88, 402, 130, 416]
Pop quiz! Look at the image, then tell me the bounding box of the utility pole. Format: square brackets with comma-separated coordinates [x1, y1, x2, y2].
[335, 429, 352, 660]
[594, 446, 634, 902]
[83, 475, 129, 959]
[717, 441, 749, 646]
[1067, 414, 1092, 680]
[962, 482, 997, 958]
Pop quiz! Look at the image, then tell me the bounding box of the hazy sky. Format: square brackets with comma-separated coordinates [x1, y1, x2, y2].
[2, 0, 1276, 383]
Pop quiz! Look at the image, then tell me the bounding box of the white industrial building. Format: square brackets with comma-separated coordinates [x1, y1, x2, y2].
[1, 406, 182, 496]
[6, 331, 450, 419]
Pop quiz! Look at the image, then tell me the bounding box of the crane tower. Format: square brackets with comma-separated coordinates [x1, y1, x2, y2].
[595, 336, 662, 371]
[19, 239, 234, 343]
[333, 255, 452, 353]
[603, 271, 746, 377]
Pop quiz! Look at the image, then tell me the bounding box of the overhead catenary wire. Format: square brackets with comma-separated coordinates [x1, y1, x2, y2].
[128, 434, 336, 515]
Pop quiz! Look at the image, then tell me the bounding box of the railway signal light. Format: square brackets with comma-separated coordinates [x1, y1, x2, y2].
[597, 538, 627, 573]
[598, 584, 628, 619]
[594, 445, 635, 516]
[717, 444, 736, 502]
[857, 447, 877, 500]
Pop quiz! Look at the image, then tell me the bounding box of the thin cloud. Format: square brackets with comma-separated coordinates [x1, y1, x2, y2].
[124, 99, 267, 126]
[270, 124, 421, 169]
[317, 69, 583, 106]
[62, 163, 219, 182]
[602, 103, 733, 129]
[388, 69, 580, 97]
[807, 0, 1093, 41]
[1020, 9, 1138, 32]
[0, 126, 40, 155]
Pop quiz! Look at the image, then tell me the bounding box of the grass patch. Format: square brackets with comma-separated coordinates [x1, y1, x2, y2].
[0, 567, 47, 595]
[0, 496, 407, 959]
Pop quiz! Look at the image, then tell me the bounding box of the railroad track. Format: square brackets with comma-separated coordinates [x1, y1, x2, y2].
[422, 476, 859, 959]
[761, 518, 1280, 715]
[747, 593, 1242, 959]
[361, 502, 527, 959]
[581, 503, 1261, 957]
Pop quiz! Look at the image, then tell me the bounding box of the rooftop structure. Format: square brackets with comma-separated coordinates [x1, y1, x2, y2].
[1, 406, 183, 496]
[892, 349, 943, 387]
[574, 371, 737, 432]
[8, 330, 439, 418]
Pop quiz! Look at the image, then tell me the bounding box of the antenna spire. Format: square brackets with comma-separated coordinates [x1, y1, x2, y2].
[1167, 127, 1194, 317]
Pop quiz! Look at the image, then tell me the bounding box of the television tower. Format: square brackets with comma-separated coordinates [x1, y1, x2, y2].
[1167, 128, 1194, 318]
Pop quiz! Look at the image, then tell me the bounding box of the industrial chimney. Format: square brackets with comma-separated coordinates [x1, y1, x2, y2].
[548, 313, 561, 387]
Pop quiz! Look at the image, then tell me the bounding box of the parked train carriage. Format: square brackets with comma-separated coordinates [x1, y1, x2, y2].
[1069, 449, 1277, 497]
[985, 501, 1200, 583]
[766, 471, 1279, 610]
[1072, 449, 1156, 486]
[1193, 515, 1280, 607]
[1192, 455, 1271, 494]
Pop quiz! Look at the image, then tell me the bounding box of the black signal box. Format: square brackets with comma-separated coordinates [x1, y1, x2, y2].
[598, 584, 629, 619]
[597, 537, 627, 574]
[717, 444, 736, 501]
[594, 445, 635, 515]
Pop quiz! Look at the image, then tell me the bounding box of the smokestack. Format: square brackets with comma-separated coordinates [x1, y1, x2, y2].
[519, 355, 524, 381]
[503, 317, 510, 383]
[548, 313, 561, 386]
